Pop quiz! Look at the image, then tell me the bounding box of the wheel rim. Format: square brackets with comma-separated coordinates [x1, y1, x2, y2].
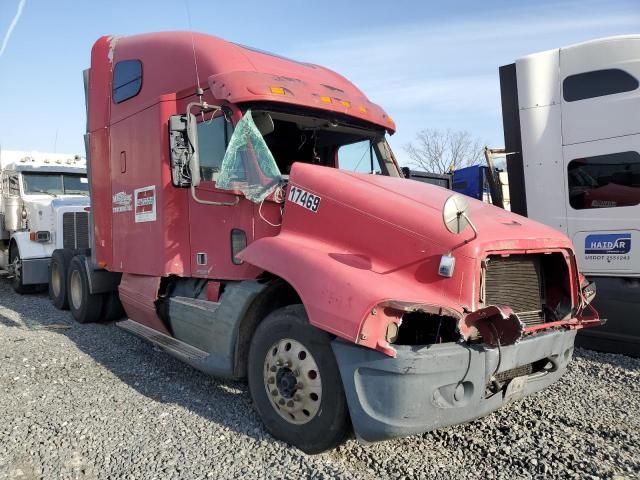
[10, 251, 21, 282]
[69, 270, 82, 310]
[51, 262, 61, 297]
[263, 338, 322, 425]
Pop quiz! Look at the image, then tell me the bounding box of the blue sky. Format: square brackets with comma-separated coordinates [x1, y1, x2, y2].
[0, 0, 638, 165]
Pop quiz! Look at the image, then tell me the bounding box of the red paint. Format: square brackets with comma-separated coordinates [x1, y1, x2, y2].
[118, 273, 168, 334]
[239, 163, 599, 352]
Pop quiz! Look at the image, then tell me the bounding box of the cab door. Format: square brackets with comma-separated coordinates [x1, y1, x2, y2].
[187, 113, 254, 280]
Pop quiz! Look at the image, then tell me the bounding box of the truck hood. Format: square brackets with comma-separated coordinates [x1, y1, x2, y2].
[285, 163, 573, 259]
[239, 163, 584, 352]
[22, 195, 90, 209]
[22, 196, 90, 234]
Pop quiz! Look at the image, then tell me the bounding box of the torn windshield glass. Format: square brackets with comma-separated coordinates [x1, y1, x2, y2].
[216, 109, 283, 203]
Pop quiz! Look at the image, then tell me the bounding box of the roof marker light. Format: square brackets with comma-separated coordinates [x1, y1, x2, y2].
[358, 106, 368, 113]
[270, 86, 285, 95]
[320, 96, 332, 103]
[340, 100, 351, 108]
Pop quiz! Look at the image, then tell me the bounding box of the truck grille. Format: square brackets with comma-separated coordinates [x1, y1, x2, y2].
[62, 212, 90, 249]
[484, 255, 545, 326]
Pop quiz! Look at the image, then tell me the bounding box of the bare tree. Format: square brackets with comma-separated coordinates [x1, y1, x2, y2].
[404, 128, 484, 174]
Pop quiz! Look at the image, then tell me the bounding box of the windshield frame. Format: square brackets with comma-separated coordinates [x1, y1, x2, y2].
[240, 103, 402, 178]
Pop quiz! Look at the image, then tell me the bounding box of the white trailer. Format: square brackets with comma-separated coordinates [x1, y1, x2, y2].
[499, 35, 640, 356]
[0, 151, 90, 293]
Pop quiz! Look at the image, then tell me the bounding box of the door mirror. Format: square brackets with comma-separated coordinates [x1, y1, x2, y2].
[168, 113, 200, 187]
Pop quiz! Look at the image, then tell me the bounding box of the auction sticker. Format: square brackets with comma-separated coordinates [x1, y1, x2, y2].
[134, 185, 157, 223]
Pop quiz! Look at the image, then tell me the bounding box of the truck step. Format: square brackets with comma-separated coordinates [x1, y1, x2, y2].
[117, 319, 208, 362]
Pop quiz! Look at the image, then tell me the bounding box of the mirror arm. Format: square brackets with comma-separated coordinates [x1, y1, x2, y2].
[461, 212, 478, 243]
[448, 212, 479, 253]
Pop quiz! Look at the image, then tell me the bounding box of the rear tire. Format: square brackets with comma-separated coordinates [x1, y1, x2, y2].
[49, 249, 74, 309]
[247, 305, 349, 454]
[67, 255, 104, 324]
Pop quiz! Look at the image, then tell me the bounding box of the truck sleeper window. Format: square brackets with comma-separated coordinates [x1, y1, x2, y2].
[563, 69, 639, 102]
[113, 59, 143, 104]
[567, 151, 640, 209]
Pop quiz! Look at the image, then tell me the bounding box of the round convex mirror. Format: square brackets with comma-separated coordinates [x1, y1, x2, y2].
[442, 193, 471, 235]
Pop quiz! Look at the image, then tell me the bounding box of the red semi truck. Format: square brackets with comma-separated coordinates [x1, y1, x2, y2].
[49, 32, 602, 453]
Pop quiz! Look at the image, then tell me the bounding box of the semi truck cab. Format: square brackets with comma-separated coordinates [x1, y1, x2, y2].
[51, 32, 601, 453]
[0, 151, 89, 292]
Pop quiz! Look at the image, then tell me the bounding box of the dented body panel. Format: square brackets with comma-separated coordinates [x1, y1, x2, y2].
[332, 329, 577, 443]
[239, 162, 594, 354]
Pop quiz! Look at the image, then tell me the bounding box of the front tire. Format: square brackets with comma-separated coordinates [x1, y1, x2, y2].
[9, 246, 34, 294]
[67, 255, 104, 324]
[248, 305, 349, 454]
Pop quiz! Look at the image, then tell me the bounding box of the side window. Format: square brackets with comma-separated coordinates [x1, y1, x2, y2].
[568, 151, 640, 209]
[197, 115, 233, 182]
[113, 59, 143, 104]
[8, 174, 20, 196]
[338, 140, 380, 174]
[563, 69, 639, 102]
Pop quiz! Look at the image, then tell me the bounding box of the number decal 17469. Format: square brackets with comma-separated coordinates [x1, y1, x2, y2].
[288, 186, 321, 213]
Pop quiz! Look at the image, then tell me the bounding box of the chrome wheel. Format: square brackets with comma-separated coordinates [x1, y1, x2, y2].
[69, 269, 83, 311]
[263, 338, 322, 425]
[9, 250, 21, 281]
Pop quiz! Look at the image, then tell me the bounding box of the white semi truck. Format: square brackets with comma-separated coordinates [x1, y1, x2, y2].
[0, 151, 90, 293]
[499, 35, 640, 356]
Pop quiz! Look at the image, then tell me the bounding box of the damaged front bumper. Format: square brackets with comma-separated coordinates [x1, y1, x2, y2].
[332, 329, 577, 443]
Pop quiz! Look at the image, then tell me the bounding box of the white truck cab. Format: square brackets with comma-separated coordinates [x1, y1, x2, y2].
[499, 35, 640, 355]
[0, 151, 90, 293]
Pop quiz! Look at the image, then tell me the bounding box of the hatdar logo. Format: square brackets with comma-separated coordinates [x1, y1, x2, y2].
[585, 233, 631, 255]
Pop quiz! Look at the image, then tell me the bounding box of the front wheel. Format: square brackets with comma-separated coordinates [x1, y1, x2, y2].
[9, 246, 34, 294]
[247, 305, 349, 454]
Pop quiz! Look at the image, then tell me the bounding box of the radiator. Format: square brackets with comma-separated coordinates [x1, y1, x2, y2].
[484, 255, 545, 326]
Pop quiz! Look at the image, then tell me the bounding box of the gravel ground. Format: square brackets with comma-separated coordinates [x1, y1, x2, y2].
[0, 277, 638, 480]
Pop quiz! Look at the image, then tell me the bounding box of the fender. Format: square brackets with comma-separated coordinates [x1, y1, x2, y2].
[238, 231, 464, 353]
[10, 232, 55, 260]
